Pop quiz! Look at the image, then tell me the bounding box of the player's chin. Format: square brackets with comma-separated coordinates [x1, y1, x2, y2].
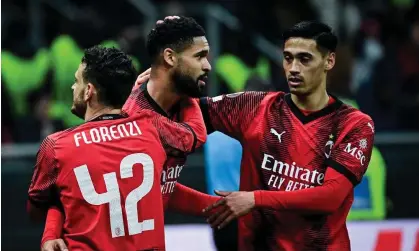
[187, 83, 205, 98]
[288, 84, 308, 95]
[289, 86, 304, 95]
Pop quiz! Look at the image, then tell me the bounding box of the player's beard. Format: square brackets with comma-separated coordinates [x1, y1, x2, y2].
[172, 67, 205, 98]
[71, 90, 87, 120]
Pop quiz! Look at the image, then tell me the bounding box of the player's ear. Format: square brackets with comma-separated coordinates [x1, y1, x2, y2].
[84, 83, 95, 101]
[325, 52, 335, 71]
[163, 48, 177, 67]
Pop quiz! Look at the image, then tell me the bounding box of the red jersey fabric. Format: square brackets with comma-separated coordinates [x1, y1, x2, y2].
[123, 83, 209, 209]
[40, 83, 216, 247]
[200, 91, 374, 251]
[28, 111, 197, 251]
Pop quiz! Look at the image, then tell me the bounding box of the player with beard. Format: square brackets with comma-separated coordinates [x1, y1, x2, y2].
[95, 18, 374, 251]
[28, 45, 205, 251]
[39, 17, 219, 251]
[199, 21, 375, 251]
[123, 16, 218, 215]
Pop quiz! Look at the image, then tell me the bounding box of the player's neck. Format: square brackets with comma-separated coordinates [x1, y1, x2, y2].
[291, 89, 329, 112]
[84, 106, 121, 122]
[147, 70, 181, 114]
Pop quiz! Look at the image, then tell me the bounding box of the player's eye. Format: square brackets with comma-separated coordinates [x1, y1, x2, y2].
[284, 56, 292, 63]
[300, 56, 311, 64]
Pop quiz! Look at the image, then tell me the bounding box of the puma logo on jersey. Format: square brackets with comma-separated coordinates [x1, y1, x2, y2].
[367, 122, 374, 133]
[270, 128, 286, 143]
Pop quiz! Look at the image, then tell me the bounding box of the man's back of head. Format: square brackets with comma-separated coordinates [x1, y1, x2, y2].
[72, 46, 137, 119]
[81, 46, 137, 108]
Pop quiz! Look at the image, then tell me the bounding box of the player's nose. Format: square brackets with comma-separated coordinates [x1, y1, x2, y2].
[289, 60, 301, 74]
[202, 59, 212, 72]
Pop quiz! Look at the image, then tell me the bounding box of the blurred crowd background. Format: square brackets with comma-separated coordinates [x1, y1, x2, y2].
[2, 0, 419, 142]
[1, 0, 419, 250]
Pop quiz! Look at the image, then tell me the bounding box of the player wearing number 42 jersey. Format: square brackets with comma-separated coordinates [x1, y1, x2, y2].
[202, 21, 375, 251]
[27, 46, 203, 251]
[39, 17, 217, 251]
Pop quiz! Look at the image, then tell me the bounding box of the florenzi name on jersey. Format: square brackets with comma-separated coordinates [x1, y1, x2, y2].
[74, 121, 142, 147]
[261, 153, 325, 191]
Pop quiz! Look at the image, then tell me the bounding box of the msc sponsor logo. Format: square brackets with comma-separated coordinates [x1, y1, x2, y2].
[344, 142, 366, 165]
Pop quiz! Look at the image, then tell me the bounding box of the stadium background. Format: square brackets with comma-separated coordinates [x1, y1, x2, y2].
[1, 0, 419, 250]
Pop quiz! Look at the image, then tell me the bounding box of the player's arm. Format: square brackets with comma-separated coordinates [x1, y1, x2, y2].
[27, 137, 60, 222]
[149, 109, 199, 154]
[168, 183, 219, 216]
[41, 206, 66, 249]
[179, 98, 207, 148]
[205, 117, 375, 228]
[254, 168, 352, 214]
[199, 92, 269, 140]
[254, 117, 375, 213]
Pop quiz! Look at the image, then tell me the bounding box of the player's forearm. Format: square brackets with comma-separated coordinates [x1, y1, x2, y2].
[254, 171, 352, 214]
[168, 183, 219, 216]
[42, 206, 64, 245]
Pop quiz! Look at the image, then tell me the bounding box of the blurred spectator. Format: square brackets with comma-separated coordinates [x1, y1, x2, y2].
[361, 6, 419, 131]
[15, 88, 65, 143]
[397, 13, 419, 130]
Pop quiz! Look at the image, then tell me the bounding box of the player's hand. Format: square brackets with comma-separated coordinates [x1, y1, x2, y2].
[156, 16, 180, 25]
[203, 190, 255, 229]
[41, 239, 68, 251]
[133, 68, 151, 89]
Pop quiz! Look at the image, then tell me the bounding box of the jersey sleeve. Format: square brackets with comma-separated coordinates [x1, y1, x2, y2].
[167, 183, 219, 216]
[327, 116, 375, 186]
[254, 168, 353, 213]
[199, 91, 268, 139]
[148, 111, 197, 155]
[28, 137, 60, 214]
[179, 98, 207, 149]
[41, 206, 64, 246]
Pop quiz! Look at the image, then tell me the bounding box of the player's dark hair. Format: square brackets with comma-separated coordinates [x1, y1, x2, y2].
[81, 46, 137, 108]
[146, 16, 206, 64]
[282, 21, 338, 55]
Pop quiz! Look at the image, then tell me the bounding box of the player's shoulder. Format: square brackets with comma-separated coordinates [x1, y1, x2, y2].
[269, 91, 287, 101]
[45, 126, 79, 144]
[39, 126, 79, 153]
[338, 101, 374, 133]
[339, 102, 373, 123]
[128, 82, 147, 98]
[206, 91, 283, 103]
[129, 109, 161, 120]
[123, 82, 152, 114]
[126, 111, 163, 132]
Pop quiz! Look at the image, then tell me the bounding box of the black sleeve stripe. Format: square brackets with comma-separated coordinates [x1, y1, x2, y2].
[28, 195, 60, 209]
[28, 197, 49, 210]
[327, 159, 359, 186]
[181, 122, 197, 153]
[199, 97, 215, 134]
